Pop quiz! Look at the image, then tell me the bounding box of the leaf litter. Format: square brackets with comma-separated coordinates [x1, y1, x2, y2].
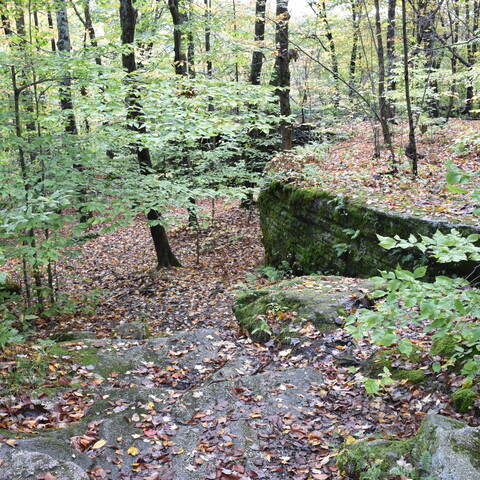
[1, 126, 479, 479]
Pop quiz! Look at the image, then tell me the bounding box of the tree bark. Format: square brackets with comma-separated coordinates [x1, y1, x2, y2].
[402, 0, 418, 175]
[446, 0, 459, 118]
[56, 1, 92, 224]
[271, 0, 292, 151]
[349, 0, 360, 95]
[465, 0, 479, 114]
[386, 0, 397, 120]
[249, 0, 266, 85]
[84, 2, 102, 66]
[374, 0, 392, 145]
[320, 1, 339, 106]
[204, 0, 212, 77]
[119, 0, 180, 268]
[56, 3, 78, 136]
[414, 0, 442, 117]
[168, 0, 188, 76]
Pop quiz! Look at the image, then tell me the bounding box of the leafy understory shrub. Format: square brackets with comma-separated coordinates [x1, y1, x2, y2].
[253, 261, 294, 282]
[0, 340, 61, 394]
[446, 161, 480, 216]
[346, 227, 480, 392]
[0, 317, 25, 349]
[450, 130, 480, 156]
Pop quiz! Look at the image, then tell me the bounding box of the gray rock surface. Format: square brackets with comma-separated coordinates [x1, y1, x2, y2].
[2, 313, 477, 480]
[113, 320, 150, 340]
[0, 328, 325, 480]
[233, 275, 372, 341]
[0, 447, 90, 480]
[416, 414, 480, 480]
[338, 413, 480, 480]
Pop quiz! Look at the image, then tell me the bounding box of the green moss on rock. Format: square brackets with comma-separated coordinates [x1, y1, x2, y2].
[451, 388, 478, 413]
[337, 438, 414, 478]
[430, 335, 457, 358]
[338, 414, 479, 480]
[233, 275, 371, 342]
[259, 182, 480, 279]
[362, 348, 426, 384]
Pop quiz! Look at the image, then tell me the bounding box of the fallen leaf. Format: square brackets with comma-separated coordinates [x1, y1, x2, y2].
[127, 446, 139, 456]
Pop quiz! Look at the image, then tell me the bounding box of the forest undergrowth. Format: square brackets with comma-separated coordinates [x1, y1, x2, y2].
[1, 121, 479, 479]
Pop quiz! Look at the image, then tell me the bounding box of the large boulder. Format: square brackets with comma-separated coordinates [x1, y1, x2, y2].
[113, 320, 150, 339]
[233, 275, 372, 342]
[337, 413, 480, 480]
[413, 414, 480, 480]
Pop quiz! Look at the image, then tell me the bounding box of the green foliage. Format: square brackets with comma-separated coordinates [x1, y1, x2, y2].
[347, 260, 480, 378]
[446, 161, 480, 216]
[377, 229, 480, 263]
[251, 318, 272, 339]
[42, 289, 105, 317]
[0, 290, 28, 349]
[450, 130, 480, 156]
[388, 453, 435, 480]
[363, 367, 394, 395]
[1, 340, 59, 394]
[0, 318, 24, 349]
[255, 261, 293, 282]
[348, 168, 480, 390]
[0, 1, 283, 318]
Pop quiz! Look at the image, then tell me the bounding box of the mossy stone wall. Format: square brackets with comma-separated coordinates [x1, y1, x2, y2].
[258, 182, 480, 278]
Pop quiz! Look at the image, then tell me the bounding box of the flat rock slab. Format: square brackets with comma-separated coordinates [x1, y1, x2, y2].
[0, 329, 325, 480]
[0, 441, 91, 480]
[233, 275, 372, 341]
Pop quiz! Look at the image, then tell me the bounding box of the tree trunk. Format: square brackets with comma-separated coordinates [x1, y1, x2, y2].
[232, 0, 239, 83]
[119, 0, 180, 268]
[56, 2, 92, 224]
[249, 0, 266, 85]
[271, 0, 292, 151]
[415, 0, 441, 117]
[374, 0, 392, 145]
[446, 0, 459, 119]
[168, 0, 198, 226]
[56, 3, 78, 136]
[204, 0, 213, 77]
[187, 31, 195, 78]
[84, 2, 102, 66]
[402, 0, 418, 175]
[320, 1, 339, 106]
[386, 0, 397, 120]
[465, 0, 479, 114]
[47, 11, 56, 51]
[349, 0, 360, 95]
[168, 0, 187, 76]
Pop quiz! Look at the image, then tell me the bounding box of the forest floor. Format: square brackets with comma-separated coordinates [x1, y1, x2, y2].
[270, 119, 480, 223]
[0, 120, 479, 479]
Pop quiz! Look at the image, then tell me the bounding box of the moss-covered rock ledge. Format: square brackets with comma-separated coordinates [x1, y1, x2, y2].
[337, 414, 480, 479]
[259, 182, 480, 278]
[233, 275, 372, 342]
